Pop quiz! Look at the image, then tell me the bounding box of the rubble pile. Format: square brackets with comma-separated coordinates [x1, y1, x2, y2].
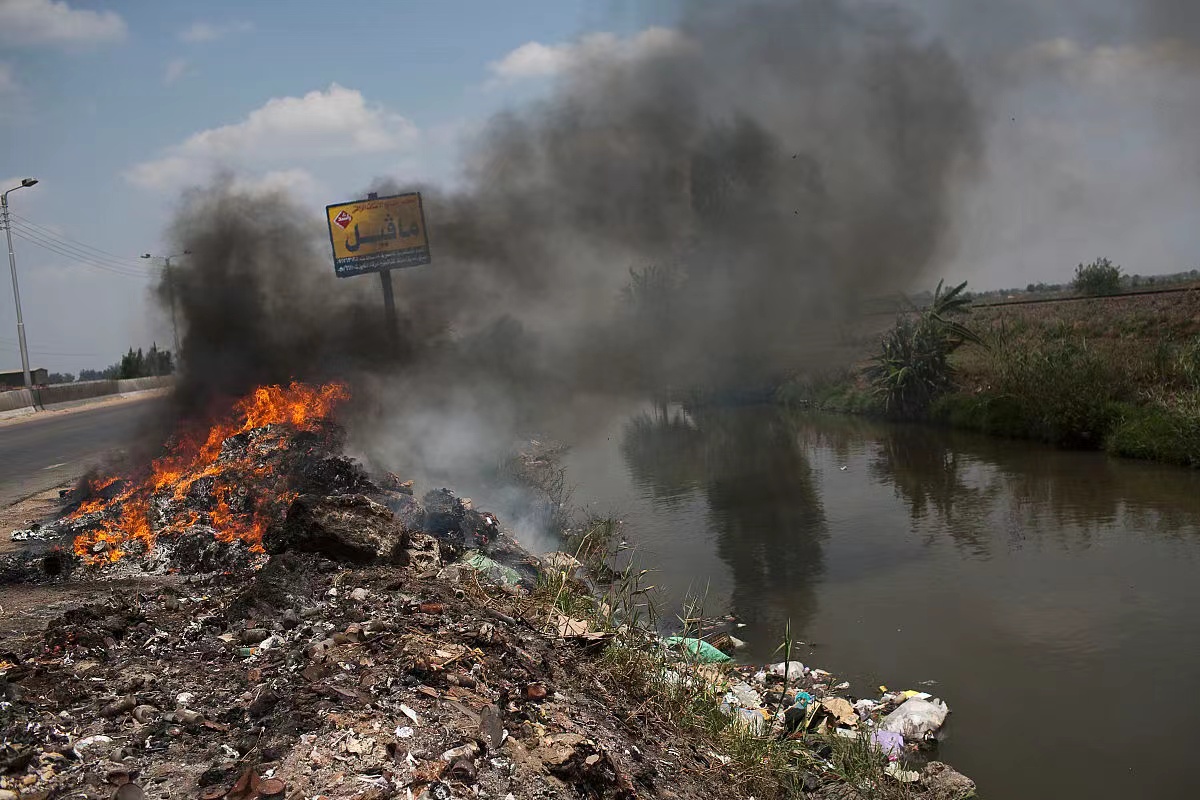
[0, 381, 976, 799]
[0, 503, 745, 799]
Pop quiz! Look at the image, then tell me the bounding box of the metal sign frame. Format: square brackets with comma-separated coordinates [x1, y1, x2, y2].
[325, 191, 431, 279]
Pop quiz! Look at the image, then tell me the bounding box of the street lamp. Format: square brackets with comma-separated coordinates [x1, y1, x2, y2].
[142, 250, 189, 361]
[2, 178, 39, 389]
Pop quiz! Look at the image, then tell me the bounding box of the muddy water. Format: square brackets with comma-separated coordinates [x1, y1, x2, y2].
[563, 406, 1200, 800]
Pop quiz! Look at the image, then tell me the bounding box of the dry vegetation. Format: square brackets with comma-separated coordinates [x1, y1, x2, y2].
[781, 289, 1200, 468]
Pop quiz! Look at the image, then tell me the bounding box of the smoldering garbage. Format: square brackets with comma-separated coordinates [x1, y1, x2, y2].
[1, 415, 972, 799]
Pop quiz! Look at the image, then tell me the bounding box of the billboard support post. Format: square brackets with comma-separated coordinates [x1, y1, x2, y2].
[379, 267, 397, 346]
[365, 192, 398, 346]
[326, 190, 431, 350]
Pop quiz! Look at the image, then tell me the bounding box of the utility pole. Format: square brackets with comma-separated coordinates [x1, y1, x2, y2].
[1, 178, 39, 390]
[142, 251, 189, 364]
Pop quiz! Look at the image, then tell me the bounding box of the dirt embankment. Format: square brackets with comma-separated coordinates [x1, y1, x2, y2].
[0, 398, 973, 800]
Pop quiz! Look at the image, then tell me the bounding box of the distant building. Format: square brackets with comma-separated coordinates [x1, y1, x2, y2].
[0, 368, 48, 389]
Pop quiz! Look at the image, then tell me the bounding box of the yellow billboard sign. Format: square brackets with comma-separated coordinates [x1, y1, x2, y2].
[325, 192, 431, 278]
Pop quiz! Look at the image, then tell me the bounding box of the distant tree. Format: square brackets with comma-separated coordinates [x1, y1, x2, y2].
[115, 343, 174, 379]
[1026, 283, 1037, 292]
[145, 342, 174, 376]
[1073, 258, 1123, 296]
[78, 345, 175, 382]
[118, 348, 144, 380]
[45, 372, 75, 384]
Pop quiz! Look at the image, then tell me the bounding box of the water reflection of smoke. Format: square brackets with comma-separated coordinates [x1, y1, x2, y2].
[621, 405, 827, 637]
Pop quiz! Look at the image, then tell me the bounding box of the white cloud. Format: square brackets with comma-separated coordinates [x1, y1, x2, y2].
[488, 27, 688, 85]
[229, 168, 322, 202]
[163, 58, 190, 86]
[0, 0, 126, 47]
[127, 84, 419, 190]
[1015, 37, 1200, 88]
[180, 20, 253, 43]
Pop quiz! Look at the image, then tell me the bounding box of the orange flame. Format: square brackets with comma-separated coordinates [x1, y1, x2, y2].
[72, 381, 349, 565]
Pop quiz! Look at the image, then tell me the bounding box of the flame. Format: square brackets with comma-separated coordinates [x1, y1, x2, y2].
[72, 381, 349, 565]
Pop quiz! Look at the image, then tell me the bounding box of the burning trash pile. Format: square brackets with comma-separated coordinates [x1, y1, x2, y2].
[9, 382, 365, 574]
[0, 381, 975, 799]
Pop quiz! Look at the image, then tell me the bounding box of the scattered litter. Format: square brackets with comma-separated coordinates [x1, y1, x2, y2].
[10, 527, 54, 542]
[881, 697, 950, 740]
[399, 703, 421, 725]
[664, 636, 732, 663]
[462, 551, 522, 585]
[820, 697, 858, 727]
[872, 730, 905, 758]
[885, 762, 920, 782]
[766, 661, 806, 681]
[0, 396, 973, 799]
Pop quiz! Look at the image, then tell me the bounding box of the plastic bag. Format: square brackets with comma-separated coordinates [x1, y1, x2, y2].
[664, 636, 732, 663]
[766, 661, 806, 681]
[880, 697, 949, 739]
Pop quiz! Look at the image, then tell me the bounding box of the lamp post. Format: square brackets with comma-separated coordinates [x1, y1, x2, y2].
[2, 178, 39, 389]
[142, 250, 189, 363]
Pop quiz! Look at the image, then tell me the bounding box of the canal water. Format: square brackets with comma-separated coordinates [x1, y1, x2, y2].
[563, 405, 1200, 800]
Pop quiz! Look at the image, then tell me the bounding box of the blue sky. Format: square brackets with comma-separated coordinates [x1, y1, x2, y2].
[0, 0, 672, 372]
[2, 0, 1199, 373]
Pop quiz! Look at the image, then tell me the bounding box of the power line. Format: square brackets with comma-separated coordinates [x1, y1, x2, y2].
[8, 212, 160, 270]
[8, 222, 157, 274]
[8, 227, 157, 278]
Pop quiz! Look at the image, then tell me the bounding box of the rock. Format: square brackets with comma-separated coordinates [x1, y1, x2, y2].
[241, 628, 269, 644]
[114, 784, 145, 800]
[174, 708, 203, 725]
[264, 494, 410, 563]
[258, 777, 287, 797]
[479, 704, 505, 752]
[101, 695, 137, 717]
[0, 788, 19, 800]
[350, 587, 369, 602]
[921, 761, 976, 799]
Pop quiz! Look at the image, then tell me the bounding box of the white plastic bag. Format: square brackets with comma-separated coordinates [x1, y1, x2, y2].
[766, 661, 806, 682]
[880, 697, 949, 739]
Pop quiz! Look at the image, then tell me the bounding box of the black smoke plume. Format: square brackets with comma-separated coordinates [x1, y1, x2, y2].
[167, 0, 981, 423]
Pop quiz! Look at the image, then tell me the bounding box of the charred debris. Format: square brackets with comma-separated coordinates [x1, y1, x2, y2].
[1, 385, 973, 799]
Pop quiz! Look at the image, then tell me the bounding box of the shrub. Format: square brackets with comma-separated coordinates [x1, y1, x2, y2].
[864, 280, 982, 419]
[1073, 257, 1122, 296]
[991, 335, 1127, 445]
[1176, 336, 1200, 389]
[1106, 402, 1200, 467]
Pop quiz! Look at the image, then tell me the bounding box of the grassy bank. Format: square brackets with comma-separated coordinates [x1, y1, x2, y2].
[780, 290, 1200, 468]
[539, 517, 955, 799]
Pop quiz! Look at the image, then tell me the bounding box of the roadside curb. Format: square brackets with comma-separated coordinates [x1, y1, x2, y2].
[0, 387, 170, 426]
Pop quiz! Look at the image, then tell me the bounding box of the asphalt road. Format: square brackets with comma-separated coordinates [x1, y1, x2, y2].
[0, 399, 163, 507]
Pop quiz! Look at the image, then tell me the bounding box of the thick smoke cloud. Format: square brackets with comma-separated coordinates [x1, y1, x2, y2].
[159, 0, 1200, 534]
[171, 0, 979, 404]
[162, 0, 987, 509]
